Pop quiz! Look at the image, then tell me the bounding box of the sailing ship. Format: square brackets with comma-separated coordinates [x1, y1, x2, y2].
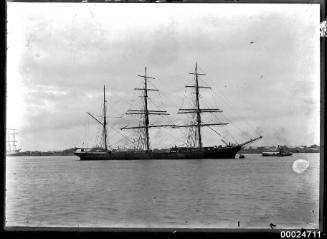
[6, 129, 21, 155]
[74, 63, 262, 160]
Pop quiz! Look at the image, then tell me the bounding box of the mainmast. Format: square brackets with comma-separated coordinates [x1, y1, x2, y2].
[121, 67, 174, 152]
[175, 63, 228, 149]
[143, 67, 150, 151]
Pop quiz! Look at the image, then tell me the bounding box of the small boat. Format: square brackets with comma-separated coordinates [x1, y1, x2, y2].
[239, 154, 245, 158]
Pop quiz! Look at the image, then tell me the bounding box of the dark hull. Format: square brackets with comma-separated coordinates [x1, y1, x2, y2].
[262, 153, 293, 157]
[74, 146, 242, 160]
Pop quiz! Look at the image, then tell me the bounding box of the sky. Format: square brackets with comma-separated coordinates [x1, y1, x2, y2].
[6, 3, 320, 151]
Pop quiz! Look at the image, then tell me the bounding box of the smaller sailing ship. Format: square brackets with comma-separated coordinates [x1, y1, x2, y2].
[6, 129, 21, 155]
[262, 145, 293, 157]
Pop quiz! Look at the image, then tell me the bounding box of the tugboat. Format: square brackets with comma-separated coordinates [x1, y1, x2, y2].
[74, 63, 262, 160]
[262, 145, 293, 157]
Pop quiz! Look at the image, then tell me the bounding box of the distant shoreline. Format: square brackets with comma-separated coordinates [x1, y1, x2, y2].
[7, 148, 77, 156]
[240, 145, 320, 154]
[7, 145, 320, 156]
[7, 152, 321, 157]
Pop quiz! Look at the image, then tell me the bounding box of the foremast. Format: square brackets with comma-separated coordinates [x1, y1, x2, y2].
[174, 63, 228, 149]
[121, 67, 174, 152]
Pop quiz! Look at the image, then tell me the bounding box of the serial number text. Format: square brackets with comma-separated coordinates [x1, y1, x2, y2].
[280, 231, 321, 238]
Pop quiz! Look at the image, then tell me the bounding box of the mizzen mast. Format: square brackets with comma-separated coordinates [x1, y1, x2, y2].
[175, 63, 228, 149]
[87, 85, 108, 150]
[121, 67, 174, 152]
[103, 85, 108, 150]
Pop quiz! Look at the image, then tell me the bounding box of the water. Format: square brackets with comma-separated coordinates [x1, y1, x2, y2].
[5, 153, 320, 229]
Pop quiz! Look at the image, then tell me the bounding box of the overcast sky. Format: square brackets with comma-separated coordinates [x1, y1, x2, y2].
[7, 3, 320, 151]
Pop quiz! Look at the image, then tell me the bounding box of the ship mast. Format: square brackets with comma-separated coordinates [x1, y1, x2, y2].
[143, 67, 150, 151]
[121, 67, 174, 152]
[86, 85, 108, 150]
[7, 133, 11, 152]
[194, 63, 203, 148]
[7, 129, 19, 151]
[175, 63, 228, 149]
[103, 85, 108, 150]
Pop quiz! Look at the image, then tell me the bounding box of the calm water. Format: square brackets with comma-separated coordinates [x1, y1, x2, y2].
[5, 153, 320, 229]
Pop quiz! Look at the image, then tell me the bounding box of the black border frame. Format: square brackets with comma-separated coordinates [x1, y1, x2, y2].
[1, 0, 325, 237]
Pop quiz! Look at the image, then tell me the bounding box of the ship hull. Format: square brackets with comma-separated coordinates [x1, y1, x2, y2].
[74, 146, 242, 160]
[262, 152, 293, 157]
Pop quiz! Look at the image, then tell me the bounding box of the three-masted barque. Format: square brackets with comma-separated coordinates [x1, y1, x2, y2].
[74, 63, 262, 160]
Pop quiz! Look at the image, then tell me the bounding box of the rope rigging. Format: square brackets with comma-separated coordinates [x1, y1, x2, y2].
[81, 63, 262, 151]
[200, 73, 259, 142]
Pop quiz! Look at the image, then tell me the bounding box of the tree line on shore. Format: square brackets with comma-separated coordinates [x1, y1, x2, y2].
[8, 144, 320, 156]
[240, 144, 320, 154]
